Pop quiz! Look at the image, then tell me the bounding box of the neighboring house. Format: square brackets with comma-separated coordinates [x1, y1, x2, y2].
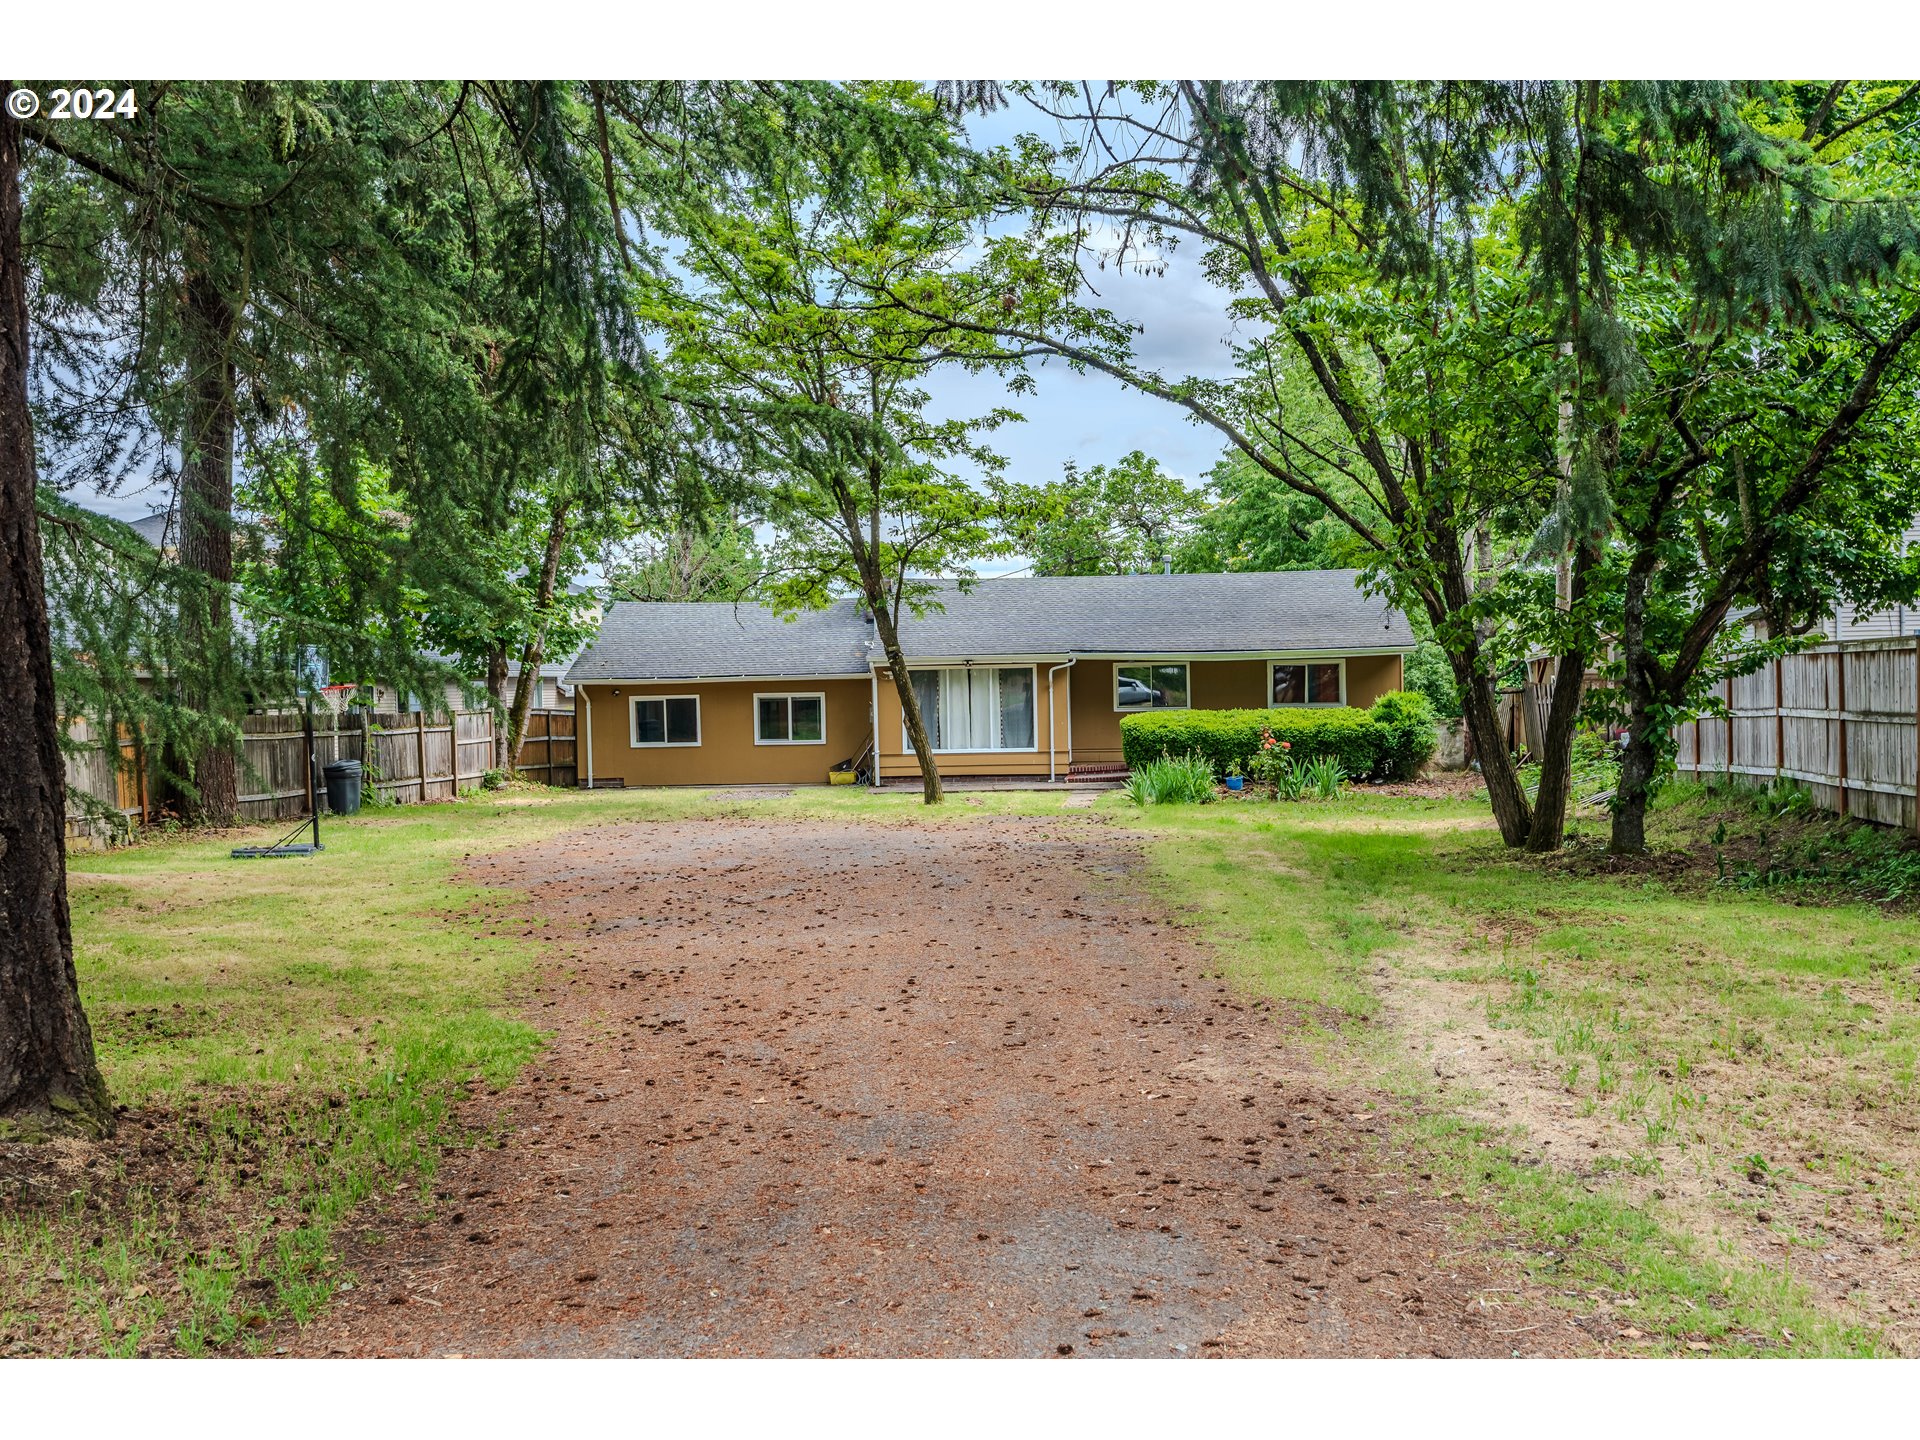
[352, 657, 575, 716]
[565, 570, 1415, 787]
[1825, 517, 1920, 641]
[126, 507, 178, 556]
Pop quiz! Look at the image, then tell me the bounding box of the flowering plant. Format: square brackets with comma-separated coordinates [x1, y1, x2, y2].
[1247, 727, 1305, 798]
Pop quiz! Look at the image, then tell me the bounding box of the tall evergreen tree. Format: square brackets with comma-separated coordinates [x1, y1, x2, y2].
[1, 89, 110, 1133]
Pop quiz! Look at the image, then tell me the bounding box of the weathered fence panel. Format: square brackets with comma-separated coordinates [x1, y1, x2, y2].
[1675, 637, 1920, 832]
[514, 709, 577, 789]
[65, 708, 499, 843]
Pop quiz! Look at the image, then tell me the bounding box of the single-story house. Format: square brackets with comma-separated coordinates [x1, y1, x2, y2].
[564, 570, 1415, 787]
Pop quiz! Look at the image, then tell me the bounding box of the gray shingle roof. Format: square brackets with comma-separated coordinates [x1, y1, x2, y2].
[566, 599, 875, 682]
[567, 571, 1413, 683]
[894, 571, 1412, 656]
[127, 509, 174, 549]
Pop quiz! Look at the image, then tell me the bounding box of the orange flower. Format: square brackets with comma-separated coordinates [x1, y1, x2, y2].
[1280, 741, 1291, 751]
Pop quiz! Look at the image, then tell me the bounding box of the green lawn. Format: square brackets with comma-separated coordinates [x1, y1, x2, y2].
[4, 779, 1914, 1355]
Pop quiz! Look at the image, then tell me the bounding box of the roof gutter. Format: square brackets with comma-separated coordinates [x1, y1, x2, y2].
[1047, 656, 1076, 783]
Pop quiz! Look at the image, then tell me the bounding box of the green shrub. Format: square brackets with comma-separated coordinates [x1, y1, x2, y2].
[1367, 690, 1438, 780]
[1124, 752, 1217, 806]
[1300, 754, 1347, 799]
[1121, 706, 1387, 778]
[1404, 639, 1462, 719]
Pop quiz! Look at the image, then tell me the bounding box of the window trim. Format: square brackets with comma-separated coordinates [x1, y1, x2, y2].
[752, 691, 828, 746]
[1112, 661, 1192, 714]
[629, 693, 702, 748]
[902, 664, 1041, 754]
[1267, 658, 1347, 708]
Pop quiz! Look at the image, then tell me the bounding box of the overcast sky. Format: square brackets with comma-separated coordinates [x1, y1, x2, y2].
[65, 91, 1249, 562]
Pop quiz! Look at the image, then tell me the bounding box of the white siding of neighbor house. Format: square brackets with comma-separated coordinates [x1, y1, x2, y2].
[1826, 518, 1920, 641]
[342, 673, 571, 715]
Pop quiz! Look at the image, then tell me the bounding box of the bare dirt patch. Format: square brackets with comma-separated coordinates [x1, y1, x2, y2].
[1369, 771, 1488, 801]
[1378, 930, 1920, 1352]
[286, 815, 1584, 1358]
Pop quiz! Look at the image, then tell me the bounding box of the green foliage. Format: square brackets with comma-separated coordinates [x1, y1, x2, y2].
[1124, 752, 1217, 806]
[1403, 640, 1462, 720]
[606, 515, 764, 602]
[1679, 778, 1920, 904]
[648, 82, 1022, 633]
[1298, 754, 1349, 800]
[1121, 706, 1392, 779]
[1368, 690, 1439, 781]
[999, 450, 1205, 575]
[1175, 450, 1354, 575]
[1249, 734, 1305, 799]
[39, 495, 281, 810]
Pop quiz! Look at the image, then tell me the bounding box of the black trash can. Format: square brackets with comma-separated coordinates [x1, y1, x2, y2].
[322, 760, 363, 816]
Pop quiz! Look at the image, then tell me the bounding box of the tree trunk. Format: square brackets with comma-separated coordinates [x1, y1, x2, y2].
[1526, 648, 1588, 852]
[1610, 566, 1658, 854]
[486, 641, 509, 770]
[175, 268, 239, 825]
[1612, 714, 1659, 855]
[869, 602, 942, 805]
[1455, 662, 1532, 847]
[834, 450, 942, 805]
[0, 97, 112, 1135]
[1525, 543, 1599, 853]
[505, 500, 569, 770]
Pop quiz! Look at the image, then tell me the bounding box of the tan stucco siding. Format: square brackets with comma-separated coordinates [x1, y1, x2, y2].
[1069, 654, 1410, 766]
[577, 679, 872, 787]
[874, 665, 1071, 780]
[1343, 653, 1404, 707]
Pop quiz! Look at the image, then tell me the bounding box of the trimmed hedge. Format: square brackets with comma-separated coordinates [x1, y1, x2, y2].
[1368, 689, 1438, 780]
[1119, 689, 1437, 781]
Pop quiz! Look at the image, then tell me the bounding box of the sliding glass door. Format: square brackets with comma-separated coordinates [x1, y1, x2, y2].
[905, 666, 1037, 752]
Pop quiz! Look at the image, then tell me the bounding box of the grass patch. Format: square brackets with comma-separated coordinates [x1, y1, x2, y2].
[1, 785, 685, 1356]
[1108, 785, 1916, 1355]
[12, 773, 1916, 1356]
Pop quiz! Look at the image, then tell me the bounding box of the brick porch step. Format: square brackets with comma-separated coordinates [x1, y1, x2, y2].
[1067, 764, 1130, 784]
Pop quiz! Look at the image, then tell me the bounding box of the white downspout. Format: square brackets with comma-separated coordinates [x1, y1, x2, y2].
[1047, 656, 1076, 783]
[583, 688, 594, 789]
[869, 665, 880, 786]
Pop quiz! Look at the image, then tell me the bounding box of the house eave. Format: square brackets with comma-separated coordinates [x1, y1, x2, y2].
[572, 671, 868, 686]
[874, 644, 1415, 668]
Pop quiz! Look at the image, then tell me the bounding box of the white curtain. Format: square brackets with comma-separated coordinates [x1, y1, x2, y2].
[908, 667, 1035, 751]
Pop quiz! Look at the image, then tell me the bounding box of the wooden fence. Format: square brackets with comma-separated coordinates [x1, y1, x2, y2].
[65, 709, 501, 844]
[515, 710, 576, 789]
[1674, 637, 1920, 832]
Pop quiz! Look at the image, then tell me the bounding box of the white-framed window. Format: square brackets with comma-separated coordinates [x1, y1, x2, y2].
[630, 694, 701, 747]
[1269, 659, 1346, 707]
[904, 666, 1037, 753]
[754, 692, 826, 745]
[1114, 662, 1191, 712]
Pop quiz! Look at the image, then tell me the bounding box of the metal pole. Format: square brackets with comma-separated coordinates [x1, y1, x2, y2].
[303, 696, 322, 850]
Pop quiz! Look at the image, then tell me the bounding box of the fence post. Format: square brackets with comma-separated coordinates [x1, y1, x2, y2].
[1724, 676, 1733, 785]
[417, 712, 429, 804]
[1773, 656, 1784, 783]
[1836, 648, 1849, 817]
[1913, 637, 1919, 838]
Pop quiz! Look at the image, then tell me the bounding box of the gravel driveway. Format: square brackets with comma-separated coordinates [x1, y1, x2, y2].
[290, 814, 1580, 1357]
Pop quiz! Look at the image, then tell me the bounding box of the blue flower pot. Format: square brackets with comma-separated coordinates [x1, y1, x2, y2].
[1225, 776, 1244, 791]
